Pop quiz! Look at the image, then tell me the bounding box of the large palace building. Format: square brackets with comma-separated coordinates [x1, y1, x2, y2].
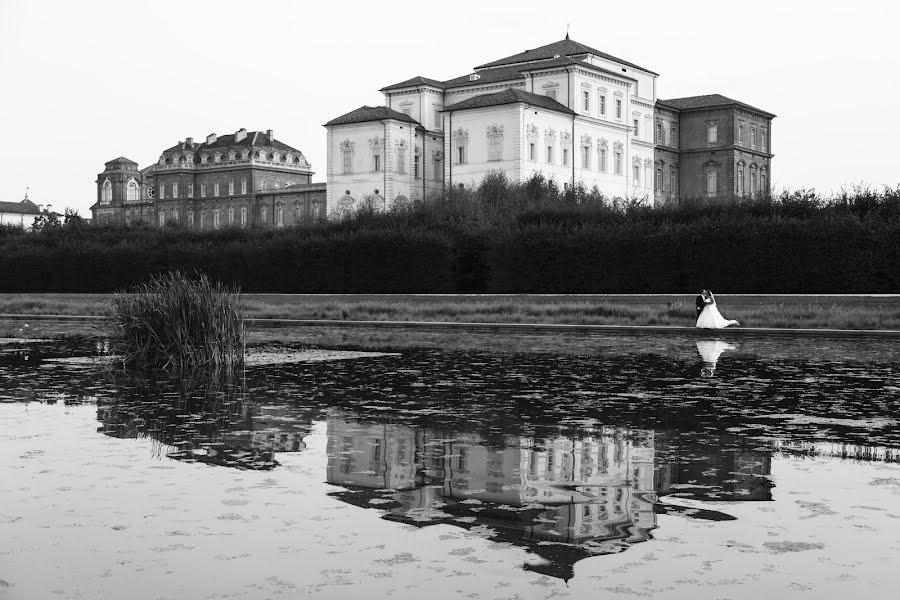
[325, 36, 775, 212]
[92, 129, 325, 227]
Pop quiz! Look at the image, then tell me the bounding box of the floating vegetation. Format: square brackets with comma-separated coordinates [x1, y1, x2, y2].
[110, 271, 245, 375]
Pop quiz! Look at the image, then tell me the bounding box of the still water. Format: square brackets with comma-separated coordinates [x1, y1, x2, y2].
[1, 329, 900, 599]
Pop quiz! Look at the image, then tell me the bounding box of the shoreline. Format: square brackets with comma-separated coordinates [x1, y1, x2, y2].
[2, 313, 899, 338]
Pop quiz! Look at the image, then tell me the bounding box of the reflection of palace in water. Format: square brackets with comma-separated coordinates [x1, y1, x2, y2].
[325, 411, 772, 579]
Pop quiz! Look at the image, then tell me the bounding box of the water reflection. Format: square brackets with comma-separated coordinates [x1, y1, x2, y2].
[97, 376, 315, 470]
[324, 410, 771, 580]
[696, 340, 736, 377]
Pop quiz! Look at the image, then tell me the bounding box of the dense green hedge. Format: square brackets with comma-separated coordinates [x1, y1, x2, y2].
[2, 176, 898, 293]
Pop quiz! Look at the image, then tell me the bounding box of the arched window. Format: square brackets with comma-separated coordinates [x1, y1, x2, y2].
[126, 179, 139, 202]
[101, 179, 112, 204]
[276, 203, 284, 227]
[241, 205, 247, 227]
[228, 206, 235, 225]
[260, 205, 267, 223]
[267, 152, 275, 160]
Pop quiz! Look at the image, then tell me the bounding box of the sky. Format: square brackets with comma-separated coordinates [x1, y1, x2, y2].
[1, 0, 898, 215]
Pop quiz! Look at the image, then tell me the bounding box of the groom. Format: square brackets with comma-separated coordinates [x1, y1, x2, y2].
[695, 290, 708, 317]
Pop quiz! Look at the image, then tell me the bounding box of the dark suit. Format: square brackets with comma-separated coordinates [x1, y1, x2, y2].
[696, 294, 706, 317]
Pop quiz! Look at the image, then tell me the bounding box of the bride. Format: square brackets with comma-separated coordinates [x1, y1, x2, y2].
[696, 290, 740, 329]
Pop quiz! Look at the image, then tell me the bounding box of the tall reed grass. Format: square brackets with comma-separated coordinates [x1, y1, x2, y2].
[110, 271, 245, 373]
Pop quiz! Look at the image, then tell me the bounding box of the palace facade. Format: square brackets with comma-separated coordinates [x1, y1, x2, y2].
[325, 36, 775, 211]
[92, 129, 325, 228]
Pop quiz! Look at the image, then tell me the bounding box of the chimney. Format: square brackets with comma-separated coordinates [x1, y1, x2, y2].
[185, 137, 193, 146]
[235, 128, 248, 142]
[206, 132, 217, 144]
[266, 129, 274, 140]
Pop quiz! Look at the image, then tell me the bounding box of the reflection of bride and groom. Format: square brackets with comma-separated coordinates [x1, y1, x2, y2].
[694, 289, 739, 376]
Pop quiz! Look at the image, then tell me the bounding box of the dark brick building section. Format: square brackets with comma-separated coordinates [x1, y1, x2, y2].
[654, 94, 774, 202]
[92, 129, 324, 228]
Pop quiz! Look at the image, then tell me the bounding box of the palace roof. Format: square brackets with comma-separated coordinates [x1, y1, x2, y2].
[0, 198, 41, 214]
[658, 94, 776, 118]
[324, 105, 421, 127]
[161, 131, 303, 155]
[475, 38, 658, 75]
[443, 88, 575, 115]
[380, 76, 447, 91]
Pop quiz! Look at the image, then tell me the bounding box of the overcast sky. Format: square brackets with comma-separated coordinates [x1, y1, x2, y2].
[2, 0, 897, 215]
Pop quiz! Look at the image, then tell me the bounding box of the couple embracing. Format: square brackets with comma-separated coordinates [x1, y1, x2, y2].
[695, 290, 740, 329]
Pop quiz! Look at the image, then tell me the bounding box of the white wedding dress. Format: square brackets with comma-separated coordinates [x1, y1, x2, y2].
[696, 297, 739, 329]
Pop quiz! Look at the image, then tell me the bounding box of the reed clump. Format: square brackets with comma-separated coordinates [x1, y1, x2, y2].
[111, 271, 245, 373]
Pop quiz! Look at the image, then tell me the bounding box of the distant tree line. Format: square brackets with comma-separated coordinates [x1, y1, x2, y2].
[2, 173, 899, 293]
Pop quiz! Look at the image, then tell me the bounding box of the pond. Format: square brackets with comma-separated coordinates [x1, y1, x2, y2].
[2, 326, 900, 599]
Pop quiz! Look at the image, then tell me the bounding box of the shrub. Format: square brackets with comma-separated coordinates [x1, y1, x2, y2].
[110, 271, 245, 374]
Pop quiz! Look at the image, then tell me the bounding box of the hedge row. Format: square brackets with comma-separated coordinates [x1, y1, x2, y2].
[2, 178, 898, 293]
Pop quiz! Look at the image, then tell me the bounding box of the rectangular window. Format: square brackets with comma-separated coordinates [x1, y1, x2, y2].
[187, 211, 194, 228]
[562, 147, 569, 166]
[200, 183, 205, 198]
[241, 206, 247, 226]
[707, 122, 718, 144]
[187, 183, 193, 198]
[397, 148, 407, 174]
[434, 110, 441, 129]
[738, 123, 744, 145]
[159, 211, 165, 227]
[276, 204, 284, 227]
[670, 123, 678, 147]
[241, 178, 247, 194]
[751, 126, 757, 149]
[341, 150, 351, 174]
[488, 136, 502, 161]
[228, 180, 234, 195]
[159, 185, 165, 200]
[214, 182, 220, 197]
[614, 151, 622, 175]
[670, 166, 677, 195]
[706, 168, 718, 196]
[172, 183, 178, 199]
[457, 146, 465, 165]
[414, 155, 420, 178]
[599, 148, 607, 172]
[615, 98, 622, 119]
[582, 146, 590, 169]
[582, 90, 590, 112]
[656, 121, 662, 144]
[633, 119, 639, 137]
[761, 129, 767, 151]
[433, 158, 442, 182]
[633, 164, 640, 185]
[545, 89, 557, 100]
[655, 167, 662, 190]
[599, 95, 607, 116]
[374, 154, 381, 172]
[529, 142, 535, 161]
[547, 145, 553, 164]
[213, 209, 220, 229]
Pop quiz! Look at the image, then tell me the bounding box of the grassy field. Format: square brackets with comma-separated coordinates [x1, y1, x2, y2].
[1, 293, 899, 330]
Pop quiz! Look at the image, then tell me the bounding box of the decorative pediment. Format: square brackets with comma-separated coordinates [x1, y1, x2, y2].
[560, 131, 571, 143]
[632, 110, 641, 117]
[598, 137, 608, 149]
[368, 136, 384, 149]
[541, 80, 560, 89]
[643, 158, 652, 168]
[544, 126, 556, 141]
[486, 124, 504, 136]
[633, 156, 642, 166]
[452, 127, 469, 140]
[703, 159, 720, 167]
[339, 139, 355, 151]
[399, 100, 413, 106]
[396, 139, 408, 148]
[614, 90, 624, 97]
[613, 141, 623, 151]
[432, 149, 444, 160]
[580, 81, 592, 89]
[580, 133, 592, 146]
[526, 123, 539, 139]
[597, 86, 608, 93]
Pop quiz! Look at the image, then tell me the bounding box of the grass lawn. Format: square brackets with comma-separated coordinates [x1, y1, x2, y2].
[1, 293, 899, 330]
